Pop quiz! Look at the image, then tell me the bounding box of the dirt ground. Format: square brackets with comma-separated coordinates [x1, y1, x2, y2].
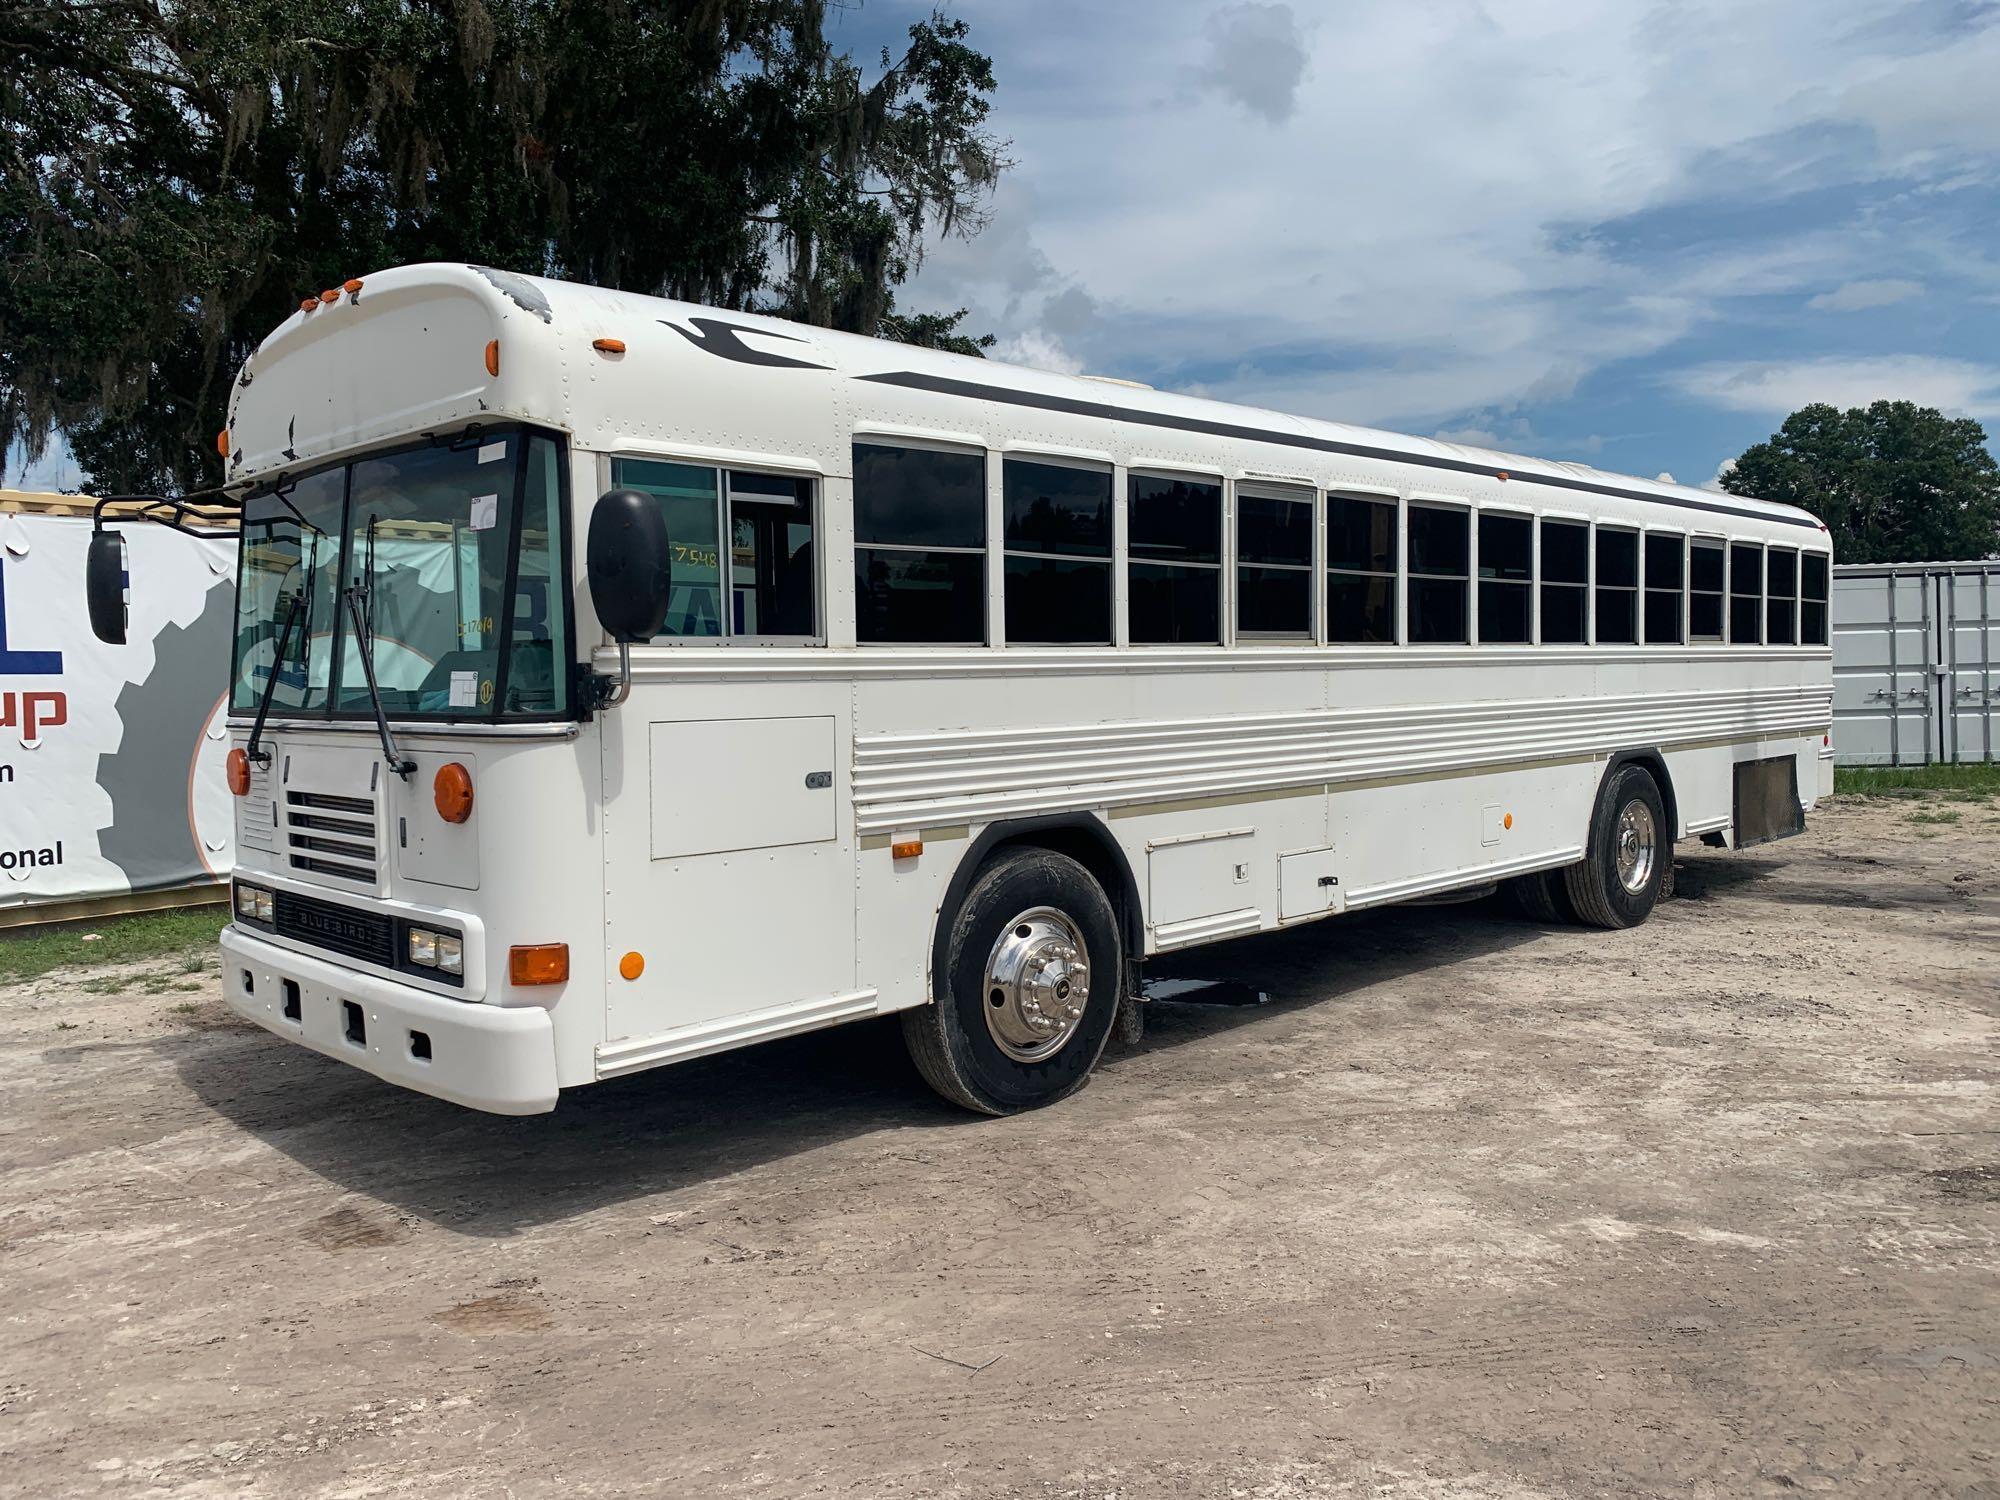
[1, 795, 1995, 1500]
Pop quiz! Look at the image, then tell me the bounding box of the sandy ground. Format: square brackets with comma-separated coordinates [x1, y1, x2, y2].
[1, 794, 1995, 1499]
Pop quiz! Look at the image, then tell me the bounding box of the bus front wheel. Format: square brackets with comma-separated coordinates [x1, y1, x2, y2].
[1563, 763, 1669, 929]
[903, 847, 1123, 1115]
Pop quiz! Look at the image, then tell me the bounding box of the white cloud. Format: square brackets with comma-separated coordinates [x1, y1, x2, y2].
[1675, 355, 2000, 419]
[1807, 277, 1923, 311]
[906, 1, 2000, 450]
[991, 328, 1085, 375]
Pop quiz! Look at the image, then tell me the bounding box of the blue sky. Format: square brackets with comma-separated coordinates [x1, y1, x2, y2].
[13, 0, 1999, 493]
[848, 0, 2000, 489]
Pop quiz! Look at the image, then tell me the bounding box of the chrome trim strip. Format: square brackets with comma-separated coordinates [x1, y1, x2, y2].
[227, 717, 581, 741]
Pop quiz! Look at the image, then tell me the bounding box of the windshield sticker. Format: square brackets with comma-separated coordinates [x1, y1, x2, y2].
[448, 671, 479, 709]
[469, 494, 498, 531]
[477, 441, 507, 465]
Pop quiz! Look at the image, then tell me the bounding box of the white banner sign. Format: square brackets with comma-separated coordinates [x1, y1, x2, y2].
[0, 512, 236, 908]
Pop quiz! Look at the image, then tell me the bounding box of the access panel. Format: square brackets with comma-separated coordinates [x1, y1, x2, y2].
[649, 716, 837, 859]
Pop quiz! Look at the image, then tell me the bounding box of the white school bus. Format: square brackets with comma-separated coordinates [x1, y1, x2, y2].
[88, 264, 1834, 1115]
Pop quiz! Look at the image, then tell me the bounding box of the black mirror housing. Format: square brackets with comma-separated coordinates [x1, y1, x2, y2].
[586, 489, 672, 643]
[85, 528, 129, 645]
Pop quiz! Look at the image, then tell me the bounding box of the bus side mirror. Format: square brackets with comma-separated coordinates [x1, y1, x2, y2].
[86, 528, 129, 645]
[586, 489, 671, 643]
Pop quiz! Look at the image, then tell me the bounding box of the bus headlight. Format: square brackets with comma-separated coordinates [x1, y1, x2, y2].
[234, 882, 273, 923]
[405, 926, 464, 979]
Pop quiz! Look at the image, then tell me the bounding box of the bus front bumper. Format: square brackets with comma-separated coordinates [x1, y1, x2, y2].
[220, 924, 559, 1115]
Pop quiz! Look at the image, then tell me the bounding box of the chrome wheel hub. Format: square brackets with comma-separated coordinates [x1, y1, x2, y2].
[982, 906, 1091, 1063]
[1615, 800, 1658, 894]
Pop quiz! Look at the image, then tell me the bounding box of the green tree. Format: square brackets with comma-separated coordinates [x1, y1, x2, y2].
[0, 0, 1005, 495]
[1722, 401, 2000, 563]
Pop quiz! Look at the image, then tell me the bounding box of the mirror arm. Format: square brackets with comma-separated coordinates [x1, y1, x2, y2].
[596, 641, 634, 708]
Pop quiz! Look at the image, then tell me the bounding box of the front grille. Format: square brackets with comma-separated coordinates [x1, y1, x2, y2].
[273, 889, 397, 968]
[286, 790, 377, 882]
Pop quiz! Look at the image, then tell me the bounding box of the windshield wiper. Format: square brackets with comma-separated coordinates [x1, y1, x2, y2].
[243, 572, 309, 771]
[344, 568, 414, 788]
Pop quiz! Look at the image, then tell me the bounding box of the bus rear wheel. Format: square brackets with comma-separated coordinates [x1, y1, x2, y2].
[1562, 763, 1669, 929]
[903, 847, 1123, 1115]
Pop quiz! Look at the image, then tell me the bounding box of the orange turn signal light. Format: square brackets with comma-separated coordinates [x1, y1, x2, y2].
[216, 428, 230, 457]
[891, 838, 923, 859]
[433, 761, 474, 823]
[226, 748, 250, 797]
[484, 339, 500, 377]
[619, 951, 645, 981]
[592, 337, 626, 354]
[509, 943, 569, 986]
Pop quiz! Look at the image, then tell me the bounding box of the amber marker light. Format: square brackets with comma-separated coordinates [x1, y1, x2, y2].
[592, 337, 626, 354]
[226, 748, 251, 796]
[343, 278, 364, 294]
[1503, 813, 1513, 830]
[318, 288, 339, 304]
[216, 428, 230, 457]
[484, 339, 500, 376]
[300, 297, 318, 313]
[891, 838, 923, 859]
[433, 761, 474, 823]
[619, 951, 645, 981]
[510, 944, 570, 985]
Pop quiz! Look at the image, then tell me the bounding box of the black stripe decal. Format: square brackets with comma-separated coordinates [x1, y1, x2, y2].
[856, 369, 1822, 533]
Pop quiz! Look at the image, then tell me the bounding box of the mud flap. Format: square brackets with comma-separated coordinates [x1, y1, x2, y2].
[1733, 755, 1805, 849]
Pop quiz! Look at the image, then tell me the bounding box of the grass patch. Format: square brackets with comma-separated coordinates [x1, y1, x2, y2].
[0, 906, 228, 984]
[1836, 764, 2000, 796]
[1908, 809, 1963, 826]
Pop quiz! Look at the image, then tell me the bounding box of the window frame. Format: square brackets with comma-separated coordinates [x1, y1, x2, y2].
[1642, 528, 1686, 646]
[1765, 544, 1801, 646]
[1125, 467, 1226, 648]
[1688, 535, 1727, 642]
[1729, 539, 1765, 645]
[851, 436, 989, 648]
[1002, 451, 1115, 647]
[1402, 497, 1472, 646]
[1475, 504, 1534, 646]
[1325, 489, 1401, 646]
[1537, 513, 1591, 646]
[1593, 523, 1641, 646]
[1801, 549, 1831, 647]
[1232, 480, 1317, 643]
[609, 451, 823, 647]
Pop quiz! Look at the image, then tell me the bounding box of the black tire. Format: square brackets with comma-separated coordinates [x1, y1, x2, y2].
[1562, 763, 1670, 929]
[902, 847, 1122, 1115]
[1504, 868, 1569, 923]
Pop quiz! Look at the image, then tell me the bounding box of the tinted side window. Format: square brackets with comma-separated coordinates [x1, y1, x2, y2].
[1540, 518, 1588, 644]
[1236, 491, 1313, 638]
[1644, 532, 1684, 645]
[1478, 511, 1531, 645]
[1595, 529, 1638, 645]
[1407, 504, 1469, 644]
[1766, 547, 1799, 645]
[1129, 475, 1222, 645]
[852, 442, 986, 644]
[1801, 552, 1830, 645]
[1327, 494, 1396, 644]
[1690, 539, 1725, 639]
[1730, 542, 1763, 644]
[854, 443, 984, 549]
[1005, 459, 1111, 557]
[1004, 458, 1111, 644]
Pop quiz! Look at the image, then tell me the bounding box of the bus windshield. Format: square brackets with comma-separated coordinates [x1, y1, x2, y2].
[230, 428, 570, 721]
